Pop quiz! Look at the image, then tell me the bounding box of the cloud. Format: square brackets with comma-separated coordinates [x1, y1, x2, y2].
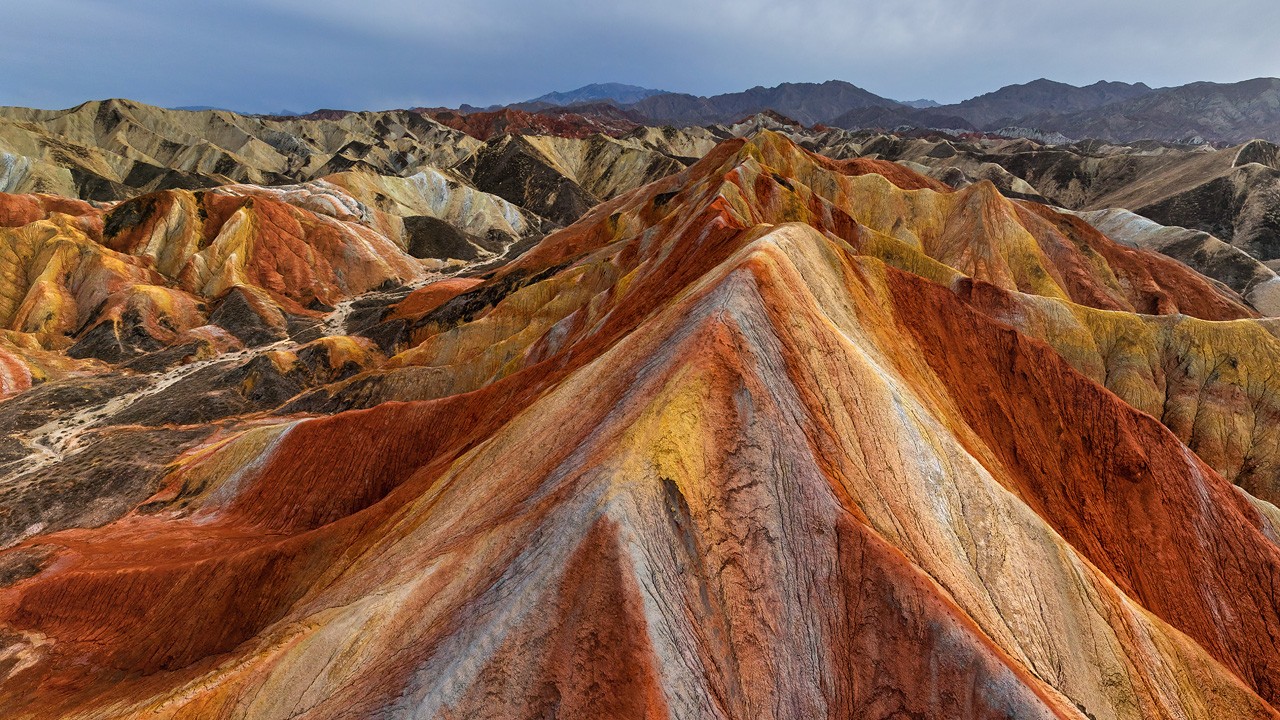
[4, 0, 1279, 112]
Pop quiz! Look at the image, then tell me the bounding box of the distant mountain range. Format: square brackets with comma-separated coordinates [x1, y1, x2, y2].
[1012, 78, 1280, 144]
[172, 105, 304, 116]
[524, 82, 668, 107]
[168, 76, 1280, 145]
[624, 80, 894, 126]
[897, 98, 940, 109]
[494, 78, 1280, 144]
[170, 105, 237, 113]
[928, 79, 1154, 128]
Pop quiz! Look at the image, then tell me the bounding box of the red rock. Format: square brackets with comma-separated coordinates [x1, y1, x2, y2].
[2, 130, 1280, 720]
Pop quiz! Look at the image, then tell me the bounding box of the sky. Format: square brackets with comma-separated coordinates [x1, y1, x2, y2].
[6, 0, 1280, 113]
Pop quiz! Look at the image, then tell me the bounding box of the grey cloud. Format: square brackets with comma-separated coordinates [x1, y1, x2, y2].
[4, 0, 1279, 112]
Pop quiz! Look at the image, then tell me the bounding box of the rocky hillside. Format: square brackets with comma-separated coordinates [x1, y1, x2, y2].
[0, 99, 679, 215]
[626, 79, 902, 126]
[7, 85, 1280, 718]
[3, 122, 1280, 719]
[921, 78, 1155, 129]
[9, 97, 1280, 317]
[461, 77, 1280, 145]
[422, 103, 647, 140]
[759, 127, 1280, 307]
[1018, 78, 1280, 144]
[524, 82, 669, 107]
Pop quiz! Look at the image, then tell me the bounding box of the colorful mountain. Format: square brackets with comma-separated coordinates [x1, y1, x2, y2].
[2, 129, 1280, 720]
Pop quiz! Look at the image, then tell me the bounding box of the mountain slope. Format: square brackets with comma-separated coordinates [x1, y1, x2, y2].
[3, 132, 1280, 719]
[836, 132, 1280, 273]
[627, 80, 901, 126]
[424, 104, 646, 140]
[1077, 207, 1280, 314]
[527, 82, 669, 106]
[924, 78, 1154, 129]
[0, 99, 481, 200]
[1021, 78, 1280, 144]
[991, 139, 1280, 260]
[823, 78, 1280, 145]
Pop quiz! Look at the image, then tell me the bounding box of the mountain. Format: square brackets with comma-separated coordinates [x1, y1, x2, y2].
[897, 98, 940, 108]
[0, 98, 686, 238]
[0, 98, 483, 199]
[511, 79, 1153, 134]
[627, 79, 902, 126]
[810, 129, 1280, 298]
[453, 133, 684, 225]
[920, 78, 1154, 129]
[6, 122, 1280, 718]
[1076, 207, 1280, 315]
[526, 82, 669, 106]
[836, 78, 1280, 145]
[8, 96, 1280, 305]
[442, 77, 1280, 144]
[1020, 77, 1280, 144]
[10, 90, 1280, 718]
[829, 79, 1152, 133]
[828, 104, 975, 132]
[170, 104, 237, 113]
[423, 103, 647, 139]
[963, 136, 1280, 260]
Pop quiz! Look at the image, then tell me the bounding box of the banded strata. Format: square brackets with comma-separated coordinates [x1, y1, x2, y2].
[1, 96, 1280, 720]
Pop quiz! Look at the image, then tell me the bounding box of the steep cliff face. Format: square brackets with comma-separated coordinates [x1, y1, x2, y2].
[2, 130, 1280, 720]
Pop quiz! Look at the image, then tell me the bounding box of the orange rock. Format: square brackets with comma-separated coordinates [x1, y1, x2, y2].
[4, 131, 1280, 720]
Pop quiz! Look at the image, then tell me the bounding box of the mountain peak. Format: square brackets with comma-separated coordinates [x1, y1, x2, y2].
[6, 86, 1280, 719]
[526, 83, 669, 106]
[627, 80, 899, 126]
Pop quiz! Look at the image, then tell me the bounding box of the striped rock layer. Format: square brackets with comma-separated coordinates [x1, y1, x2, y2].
[1, 131, 1280, 720]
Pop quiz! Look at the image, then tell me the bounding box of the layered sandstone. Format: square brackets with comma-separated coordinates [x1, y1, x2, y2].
[2, 130, 1280, 720]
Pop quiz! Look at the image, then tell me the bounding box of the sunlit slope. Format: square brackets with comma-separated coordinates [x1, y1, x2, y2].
[3, 131, 1280, 719]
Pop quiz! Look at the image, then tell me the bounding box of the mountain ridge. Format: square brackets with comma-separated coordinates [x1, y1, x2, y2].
[4, 130, 1280, 717]
[525, 82, 669, 106]
[625, 79, 904, 126]
[20, 74, 1280, 145]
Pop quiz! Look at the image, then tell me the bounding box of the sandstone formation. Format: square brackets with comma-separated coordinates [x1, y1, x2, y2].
[797, 132, 1280, 297]
[1077, 208, 1280, 314]
[1015, 78, 1280, 145]
[2, 125, 1280, 720]
[454, 133, 685, 226]
[0, 99, 480, 199]
[423, 104, 646, 140]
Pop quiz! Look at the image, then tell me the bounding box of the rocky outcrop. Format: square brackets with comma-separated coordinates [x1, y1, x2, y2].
[4, 130, 1280, 719]
[423, 104, 645, 140]
[813, 132, 1280, 275]
[452, 133, 683, 227]
[0, 99, 481, 200]
[1077, 208, 1280, 315]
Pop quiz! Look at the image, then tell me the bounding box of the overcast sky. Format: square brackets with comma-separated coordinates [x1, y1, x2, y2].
[7, 0, 1279, 113]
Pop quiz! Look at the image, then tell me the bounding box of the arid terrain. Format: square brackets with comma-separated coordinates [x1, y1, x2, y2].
[5, 89, 1280, 718]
